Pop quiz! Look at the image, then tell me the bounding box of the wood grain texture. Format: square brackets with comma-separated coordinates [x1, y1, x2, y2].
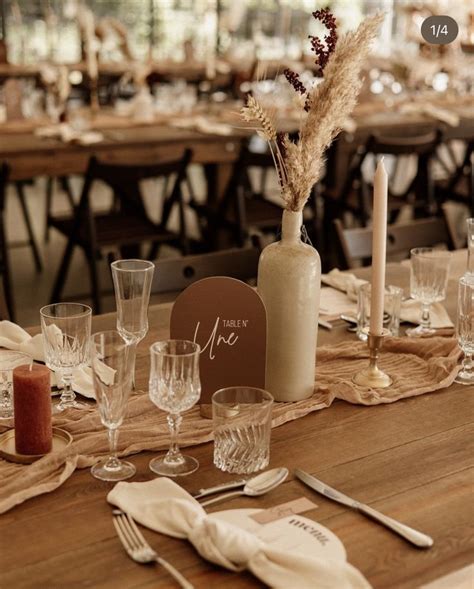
[1, 264, 473, 588]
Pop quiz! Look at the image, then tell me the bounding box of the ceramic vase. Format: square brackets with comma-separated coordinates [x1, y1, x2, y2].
[257, 209, 321, 401]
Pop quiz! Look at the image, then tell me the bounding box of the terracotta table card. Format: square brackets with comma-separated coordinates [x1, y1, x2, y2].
[170, 277, 266, 416]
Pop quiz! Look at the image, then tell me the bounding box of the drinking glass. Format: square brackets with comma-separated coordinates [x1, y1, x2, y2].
[213, 387, 273, 474]
[407, 248, 451, 337]
[357, 283, 403, 341]
[90, 330, 136, 481]
[40, 303, 92, 411]
[455, 276, 474, 385]
[111, 259, 154, 389]
[0, 351, 33, 419]
[467, 218, 474, 275]
[149, 340, 201, 476]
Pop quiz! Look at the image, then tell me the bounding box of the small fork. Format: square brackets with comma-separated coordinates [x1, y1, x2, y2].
[112, 509, 194, 589]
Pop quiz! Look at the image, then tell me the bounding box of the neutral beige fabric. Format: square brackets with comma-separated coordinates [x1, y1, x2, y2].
[107, 478, 371, 589]
[0, 337, 461, 514]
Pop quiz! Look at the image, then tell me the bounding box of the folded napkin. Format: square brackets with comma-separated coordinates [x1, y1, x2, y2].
[107, 478, 370, 589]
[170, 116, 233, 136]
[399, 102, 460, 127]
[0, 320, 95, 399]
[321, 270, 453, 329]
[35, 123, 104, 145]
[0, 321, 44, 360]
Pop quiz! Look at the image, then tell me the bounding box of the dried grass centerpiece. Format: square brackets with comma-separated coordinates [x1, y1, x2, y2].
[240, 9, 383, 212]
[250, 10, 383, 403]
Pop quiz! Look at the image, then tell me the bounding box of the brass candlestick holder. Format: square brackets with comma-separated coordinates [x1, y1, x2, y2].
[352, 327, 392, 388]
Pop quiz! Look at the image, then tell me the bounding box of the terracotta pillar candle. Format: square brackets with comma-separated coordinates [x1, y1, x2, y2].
[13, 364, 52, 455]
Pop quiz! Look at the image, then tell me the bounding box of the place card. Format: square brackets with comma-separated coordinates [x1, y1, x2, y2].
[250, 497, 318, 524]
[170, 277, 266, 414]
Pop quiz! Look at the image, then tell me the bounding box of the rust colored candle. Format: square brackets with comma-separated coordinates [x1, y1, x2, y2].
[13, 364, 52, 455]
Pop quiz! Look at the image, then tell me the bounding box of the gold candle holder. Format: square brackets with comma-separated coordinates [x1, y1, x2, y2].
[352, 328, 392, 388]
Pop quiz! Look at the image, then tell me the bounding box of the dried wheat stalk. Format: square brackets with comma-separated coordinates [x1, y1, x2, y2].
[240, 12, 384, 212]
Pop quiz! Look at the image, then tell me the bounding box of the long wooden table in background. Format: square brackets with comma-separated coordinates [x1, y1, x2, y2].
[1, 260, 473, 588]
[1, 98, 473, 191]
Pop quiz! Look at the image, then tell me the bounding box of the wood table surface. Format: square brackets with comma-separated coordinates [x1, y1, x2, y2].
[1, 260, 473, 589]
[1, 98, 473, 184]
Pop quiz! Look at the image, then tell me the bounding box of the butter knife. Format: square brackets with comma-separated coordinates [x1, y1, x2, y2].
[192, 478, 248, 499]
[294, 469, 433, 548]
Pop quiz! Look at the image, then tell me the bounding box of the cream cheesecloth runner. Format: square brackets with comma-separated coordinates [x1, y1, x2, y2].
[0, 336, 461, 514]
[107, 478, 370, 589]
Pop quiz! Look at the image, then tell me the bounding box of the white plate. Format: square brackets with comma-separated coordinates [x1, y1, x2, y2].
[209, 508, 346, 561]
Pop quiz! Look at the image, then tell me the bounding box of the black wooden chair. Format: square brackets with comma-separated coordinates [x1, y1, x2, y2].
[325, 130, 443, 229]
[151, 246, 260, 294]
[49, 150, 193, 313]
[0, 164, 14, 320]
[44, 175, 76, 242]
[189, 145, 283, 249]
[333, 216, 453, 270]
[437, 138, 473, 214]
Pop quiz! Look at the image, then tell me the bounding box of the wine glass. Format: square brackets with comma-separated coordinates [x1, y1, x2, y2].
[90, 330, 136, 481]
[149, 340, 201, 477]
[407, 248, 451, 337]
[455, 276, 474, 385]
[111, 259, 154, 389]
[466, 218, 473, 275]
[40, 303, 92, 411]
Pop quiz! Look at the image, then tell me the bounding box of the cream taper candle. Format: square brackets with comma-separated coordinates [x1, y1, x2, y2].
[370, 158, 388, 335]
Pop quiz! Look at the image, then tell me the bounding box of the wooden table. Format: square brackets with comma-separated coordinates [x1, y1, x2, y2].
[1, 260, 473, 588]
[1, 98, 473, 187]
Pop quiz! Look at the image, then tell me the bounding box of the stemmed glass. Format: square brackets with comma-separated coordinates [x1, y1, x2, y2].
[455, 276, 474, 385]
[90, 330, 136, 481]
[40, 303, 92, 411]
[466, 218, 473, 275]
[149, 340, 201, 477]
[111, 260, 154, 389]
[407, 248, 451, 337]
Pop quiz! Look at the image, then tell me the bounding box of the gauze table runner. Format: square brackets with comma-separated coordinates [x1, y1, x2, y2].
[0, 336, 461, 514]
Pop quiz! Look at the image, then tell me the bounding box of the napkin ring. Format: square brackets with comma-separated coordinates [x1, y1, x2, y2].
[352, 328, 392, 388]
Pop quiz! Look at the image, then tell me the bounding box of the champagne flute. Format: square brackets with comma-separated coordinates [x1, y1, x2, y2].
[149, 340, 201, 477]
[40, 303, 92, 412]
[455, 276, 474, 385]
[407, 248, 451, 337]
[111, 259, 154, 389]
[466, 218, 473, 275]
[90, 330, 136, 481]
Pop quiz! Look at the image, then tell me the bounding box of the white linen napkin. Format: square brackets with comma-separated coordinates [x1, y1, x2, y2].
[398, 102, 460, 127]
[35, 123, 104, 145]
[107, 478, 370, 589]
[170, 116, 233, 136]
[0, 320, 96, 399]
[321, 270, 454, 329]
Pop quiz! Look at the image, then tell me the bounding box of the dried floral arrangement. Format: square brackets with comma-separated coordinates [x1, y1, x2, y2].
[240, 9, 383, 212]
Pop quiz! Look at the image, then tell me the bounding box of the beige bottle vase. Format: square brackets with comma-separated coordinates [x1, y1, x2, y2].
[257, 210, 321, 401]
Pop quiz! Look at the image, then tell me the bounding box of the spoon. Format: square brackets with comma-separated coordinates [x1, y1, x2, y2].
[199, 467, 289, 507]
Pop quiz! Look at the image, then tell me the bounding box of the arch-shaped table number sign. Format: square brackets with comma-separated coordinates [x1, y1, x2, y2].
[170, 277, 267, 417]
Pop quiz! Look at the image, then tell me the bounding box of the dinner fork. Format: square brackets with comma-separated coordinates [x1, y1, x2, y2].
[112, 509, 194, 589]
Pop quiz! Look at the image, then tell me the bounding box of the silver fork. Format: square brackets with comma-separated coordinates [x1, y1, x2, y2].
[112, 509, 194, 589]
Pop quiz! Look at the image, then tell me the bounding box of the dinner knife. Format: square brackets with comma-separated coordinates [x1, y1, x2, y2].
[294, 469, 433, 548]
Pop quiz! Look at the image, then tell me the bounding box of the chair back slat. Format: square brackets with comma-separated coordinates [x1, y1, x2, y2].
[334, 217, 451, 269]
[367, 130, 440, 156]
[0, 164, 12, 320]
[152, 247, 260, 294]
[90, 149, 192, 185]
